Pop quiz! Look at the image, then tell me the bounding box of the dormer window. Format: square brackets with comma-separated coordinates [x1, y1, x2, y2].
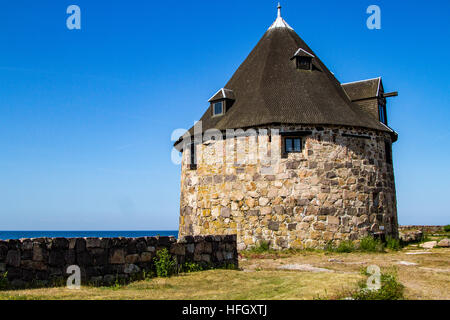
[213, 101, 224, 116]
[208, 88, 235, 117]
[296, 56, 312, 70]
[291, 48, 315, 71]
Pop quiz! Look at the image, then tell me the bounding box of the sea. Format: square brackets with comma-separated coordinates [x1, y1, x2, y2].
[0, 231, 178, 240]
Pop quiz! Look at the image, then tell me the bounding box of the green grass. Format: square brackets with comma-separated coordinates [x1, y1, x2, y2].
[359, 236, 385, 252]
[0, 269, 363, 300]
[326, 238, 385, 253]
[0, 273, 8, 290]
[386, 236, 401, 251]
[247, 240, 271, 253]
[350, 270, 405, 300]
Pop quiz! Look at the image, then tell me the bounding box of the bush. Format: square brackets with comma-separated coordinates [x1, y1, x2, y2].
[386, 236, 401, 251]
[335, 240, 355, 253]
[153, 248, 177, 278]
[359, 236, 385, 252]
[248, 240, 271, 253]
[181, 262, 203, 273]
[444, 225, 450, 233]
[351, 272, 404, 300]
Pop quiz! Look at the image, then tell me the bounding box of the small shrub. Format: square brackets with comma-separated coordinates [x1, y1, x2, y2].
[443, 225, 450, 233]
[324, 241, 335, 252]
[359, 236, 385, 252]
[153, 248, 177, 278]
[222, 263, 238, 270]
[181, 262, 203, 273]
[0, 272, 8, 290]
[250, 240, 271, 253]
[335, 240, 355, 253]
[351, 272, 404, 300]
[142, 270, 155, 281]
[386, 236, 401, 251]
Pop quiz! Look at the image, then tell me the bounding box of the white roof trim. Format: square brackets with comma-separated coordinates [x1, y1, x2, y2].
[208, 87, 234, 102]
[376, 76, 382, 96]
[293, 48, 315, 58]
[208, 88, 223, 102]
[341, 77, 381, 86]
[379, 121, 394, 133]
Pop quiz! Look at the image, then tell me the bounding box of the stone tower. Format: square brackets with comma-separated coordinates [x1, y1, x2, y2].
[174, 5, 399, 250]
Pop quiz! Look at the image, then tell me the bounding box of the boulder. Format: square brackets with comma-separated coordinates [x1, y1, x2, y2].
[399, 230, 423, 243]
[437, 238, 450, 247]
[419, 241, 437, 249]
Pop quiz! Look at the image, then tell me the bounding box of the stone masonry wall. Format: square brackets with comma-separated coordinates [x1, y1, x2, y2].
[179, 125, 398, 250]
[0, 235, 238, 288]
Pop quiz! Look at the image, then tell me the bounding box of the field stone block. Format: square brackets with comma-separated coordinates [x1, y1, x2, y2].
[136, 241, 147, 252]
[49, 251, 65, 266]
[103, 274, 116, 285]
[91, 248, 108, 266]
[125, 254, 140, 264]
[170, 243, 185, 256]
[77, 251, 93, 266]
[124, 264, 140, 274]
[6, 250, 21, 267]
[0, 244, 8, 262]
[140, 252, 153, 262]
[110, 249, 125, 264]
[22, 240, 33, 251]
[65, 250, 76, 265]
[50, 238, 69, 250]
[268, 221, 279, 231]
[186, 244, 195, 254]
[86, 238, 102, 248]
[21, 250, 33, 260]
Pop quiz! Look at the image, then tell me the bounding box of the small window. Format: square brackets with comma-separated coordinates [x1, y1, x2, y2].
[296, 57, 312, 70]
[378, 103, 387, 125]
[284, 137, 302, 153]
[384, 140, 392, 165]
[213, 101, 224, 116]
[189, 143, 197, 170]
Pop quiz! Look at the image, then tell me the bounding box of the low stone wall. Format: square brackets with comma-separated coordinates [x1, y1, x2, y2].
[399, 226, 444, 234]
[0, 235, 238, 288]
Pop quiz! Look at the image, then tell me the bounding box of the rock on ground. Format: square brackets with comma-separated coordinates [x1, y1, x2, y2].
[438, 239, 450, 247]
[278, 264, 334, 273]
[420, 241, 437, 249]
[399, 230, 423, 243]
[397, 261, 418, 266]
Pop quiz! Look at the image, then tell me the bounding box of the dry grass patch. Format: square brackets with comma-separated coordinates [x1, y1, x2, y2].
[0, 269, 362, 300]
[1, 247, 448, 300]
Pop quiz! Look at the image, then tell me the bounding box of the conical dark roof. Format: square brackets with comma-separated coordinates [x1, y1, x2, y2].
[181, 9, 392, 143]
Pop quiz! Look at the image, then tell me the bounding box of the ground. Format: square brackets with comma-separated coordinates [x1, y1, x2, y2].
[1, 244, 448, 300]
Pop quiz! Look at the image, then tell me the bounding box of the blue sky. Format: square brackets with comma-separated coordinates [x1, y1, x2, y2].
[0, 0, 448, 230]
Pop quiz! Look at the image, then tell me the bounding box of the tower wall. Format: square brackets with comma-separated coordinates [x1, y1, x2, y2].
[178, 125, 398, 250]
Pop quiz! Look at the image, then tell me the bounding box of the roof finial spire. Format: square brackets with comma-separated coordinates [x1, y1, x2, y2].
[268, 2, 293, 30]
